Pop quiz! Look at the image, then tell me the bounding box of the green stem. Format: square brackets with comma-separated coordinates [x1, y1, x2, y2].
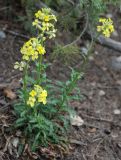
[60, 74, 79, 107]
[37, 54, 42, 85]
[23, 63, 28, 104]
[34, 105, 37, 117]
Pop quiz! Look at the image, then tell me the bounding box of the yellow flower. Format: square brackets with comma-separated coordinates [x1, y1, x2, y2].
[34, 85, 43, 93]
[97, 18, 114, 38]
[32, 8, 57, 39]
[20, 37, 46, 61]
[27, 97, 36, 107]
[97, 26, 102, 32]
[103, 29, 110, 37]
[37, 45, 46, 55]
[44, 15, 50, 22]
[41, 22, 51, 31]
[32, 19, 39, 26]
[29, 90, 37, 97]
[22, 55, 29, 61]
[38, 96, 47, 105]
[99, 18, 106, 23]
[27, 85, 47, 106]
[31, 51, 38, 60]
[109, 25, 114, 32]
[41, 90, 47, 97]
[35, 11, 44, 19]
[38, 90, 47, 105]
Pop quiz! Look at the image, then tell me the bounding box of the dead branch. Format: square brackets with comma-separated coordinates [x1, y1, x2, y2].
[83, 114, 121, 128]
[97, 35, 121, 53]
[3, 29, 30, 39]
[70, 139, 87, 146]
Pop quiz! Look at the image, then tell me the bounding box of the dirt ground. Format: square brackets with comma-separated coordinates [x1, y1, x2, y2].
[0, 2, 121, 160]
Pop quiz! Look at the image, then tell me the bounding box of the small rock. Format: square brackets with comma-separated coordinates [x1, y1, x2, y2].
[116, 80, 121, 85]
[91, 82, 96, 87]
[113, 109, 121, 115]
[98, 90, 106, 96]
[117, 143, 121, 148]
[0, 31, 6, 39]
[81, 47, 88, 55]
[71, 115, 84, 127]
[111, 133, 118, 139]
[116, 56, 121, 62]
[102, 67, 107, 71]
[12, 137, 19, 148]
[111, 56, 121, 71]
[94, 51, 99, 55]
[106, 13, 113, 18]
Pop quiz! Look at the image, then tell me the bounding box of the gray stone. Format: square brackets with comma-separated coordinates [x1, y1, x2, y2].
[111, 56, 121, 71]
[0, 31, 6, 39]
[99, 90, 106, 96]
[113, 109, 121, 115]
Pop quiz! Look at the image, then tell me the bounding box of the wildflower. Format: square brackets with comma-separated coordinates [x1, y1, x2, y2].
[31, 51, 38, 60]
[29, 90, 37, 97]
[44, 15, 50, 22]
[41, 22, 52, 31]
[27, 97, 36, 107]
[35, 10, 44, 19]
[27, 85, 47, 107]
[36, 45, 46, 55]
[32, 19, 39, 26]
[97, 18, 114, 37]
[14, 61, 26, 71]
[20, 38, 46, 61]
[34, 85, 43, 93]
[33, 8, 57, 39]
[38, 90, 47, 105]
[49, 29, 57, 39]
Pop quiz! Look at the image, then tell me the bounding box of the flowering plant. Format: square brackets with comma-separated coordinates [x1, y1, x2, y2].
[14, 8, 82, 152]
[97, 18, 114, 37]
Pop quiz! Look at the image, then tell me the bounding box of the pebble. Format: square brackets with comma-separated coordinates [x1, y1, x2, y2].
[106, 13, 113, 18]
[71, 115, 84, 127]
[11, 137, 19, 148]
[0, 31, 6, 39]
[98, 90, 106, 96]
[81, 47, 88, 55]
[94, 51, 99, 55]
[117, 143, 121, 148]
[111, 56, 121, 71]
[113, 109, 121, 115]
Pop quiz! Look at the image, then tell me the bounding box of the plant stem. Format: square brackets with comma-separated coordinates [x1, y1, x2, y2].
[34, 105, 37, 117]
[37, 55, 42, 85]
[23, 63, 28, 104]
[61, 74, 79, 107]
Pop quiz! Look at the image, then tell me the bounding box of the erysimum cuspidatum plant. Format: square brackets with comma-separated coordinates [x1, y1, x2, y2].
[14, 8, 83, 152]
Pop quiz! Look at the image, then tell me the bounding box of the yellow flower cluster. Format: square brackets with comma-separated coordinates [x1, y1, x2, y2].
[27, 85, 47, 107]
[32, 8, 57, 39]
[97, 18, 114, 37]
[20, 38, 46, 61]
